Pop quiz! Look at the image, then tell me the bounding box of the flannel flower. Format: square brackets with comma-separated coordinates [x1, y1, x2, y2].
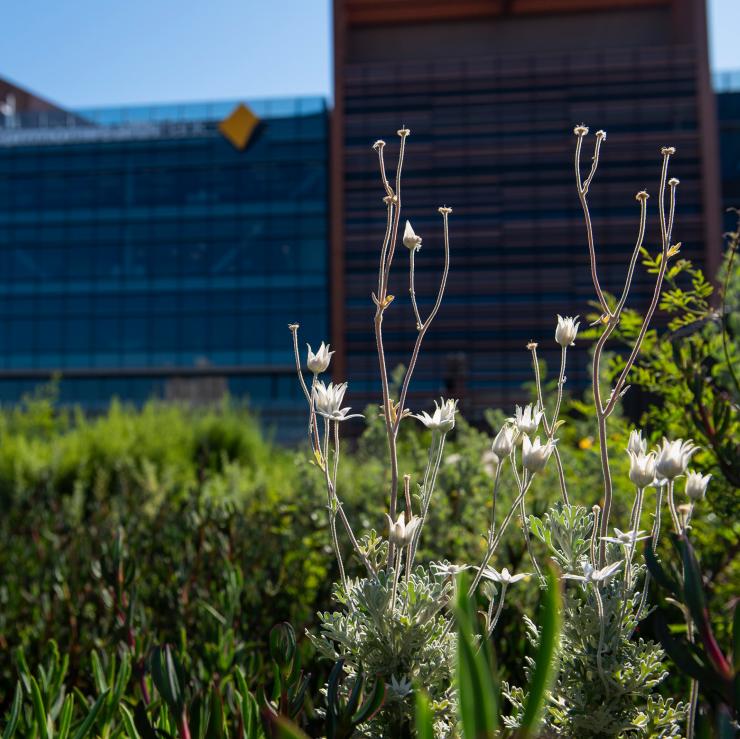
[313, 381, 363, 422]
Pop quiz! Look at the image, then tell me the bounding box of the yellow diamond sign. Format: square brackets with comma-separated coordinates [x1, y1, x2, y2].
[219, 103, 260, 150]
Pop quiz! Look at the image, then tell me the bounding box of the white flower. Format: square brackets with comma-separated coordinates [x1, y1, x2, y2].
[306, 341, 334, 374]
[313, 381, 363, 422]
[403, 220, 422, 251]
[430, 562, 471, 578]
[412, 398, 458, 432]
[480, 567, 530, 585]
[389, 675, 414, 699]
[601, 528, 650, 547]
[386, 513, 422, 546]
[627, 450, 656, 489]
[510, 404, 543, 436]
[627, 429, 647, 456]
[491, 424, 516, 459]
[555, 315, 580, 347]
[655, 438, 698, 480]
[563, 560, 623, 585]
[685, 470, 711, 501]
[521, 435, 555, 474]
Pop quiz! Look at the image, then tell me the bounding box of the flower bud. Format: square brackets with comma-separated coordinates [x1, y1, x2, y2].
[684, 470, 711, 501]
[386, 513, 421, 546]
[306, 342, 334, 374]
[627, 450, 656, 488]
[555, 315, 580, 347]
[403, 221, 422, 252]
[627, 429, 647, 456]
[491, 424, 516, 459]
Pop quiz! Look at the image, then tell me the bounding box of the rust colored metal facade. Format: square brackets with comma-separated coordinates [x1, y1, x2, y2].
[332, 0, 721, 419]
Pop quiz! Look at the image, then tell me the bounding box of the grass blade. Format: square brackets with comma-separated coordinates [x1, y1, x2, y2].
[519, 563, 562, 737]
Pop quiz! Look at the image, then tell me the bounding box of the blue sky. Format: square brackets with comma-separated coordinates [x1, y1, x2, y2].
[1, 0, 738, 108]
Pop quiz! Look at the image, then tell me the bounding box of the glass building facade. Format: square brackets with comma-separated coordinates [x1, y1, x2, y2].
[0, 97, 328, 428]
[717, 73, 740, 232]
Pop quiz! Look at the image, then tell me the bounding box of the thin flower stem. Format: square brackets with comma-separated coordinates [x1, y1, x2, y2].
[613, 194, 649, 317]
[408, 432, 446, 571]
[667, 479, 683, 535]
[590, 506, 601, 568]
[530, 344, 546, 420]
[468, 475, 534, 596]
[552, 448, 570, 506]
[323, 419, 347, 591]
[487, 583, 508, 638]
[592, 585, 611, 699]
[633, 486, 664, 633]
[324, 419, 376, 579]
[552, 346, 567, 425]
[604, 151, 675, 416]
[395, 208, 452, 436]
[574, 130, 610, 314]
[381, 131, 408, 297]
[595, 149, 675, 564]
[489, 464, 502, 538]
[289, 325, 321, 458]
[625, 488, 645, 590]
[519, 496, 543, 581]
[390, 547, 403, 609]
[376, 134, 409, 566]
[618, 488, 646, 628]
[528, 341, 569, 504]
[409, 249, 423, 330]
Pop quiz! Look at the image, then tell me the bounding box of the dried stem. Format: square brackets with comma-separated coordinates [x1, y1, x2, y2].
[578, 133, 677, 565]
[395, 207, 452, 436]
[574, 129, 609, 314]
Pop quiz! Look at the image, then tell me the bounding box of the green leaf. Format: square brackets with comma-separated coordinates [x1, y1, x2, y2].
[414, 690, 434, 739]
[234, 668, 263, 739]
[29, 676, 50, 739]
[2, 682, 23, 739]
[71, 689, 109, 739]
[352, 676, 385, 726]
[150, 646, 185, 716]
[91, 651, 108, 695]
[455, 571, 498, 737]
[519, 563, 562, 737]
[204, 686, 225, 739]
[119, 704, 141, 739]
[56, 694, 74, 739]
[643, 540, 680, 598]
[269, 623, 296, 674]
[273, 717, 310, 739]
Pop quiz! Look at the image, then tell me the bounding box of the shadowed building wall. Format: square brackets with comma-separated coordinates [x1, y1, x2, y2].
[332, 0, 721, 420]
